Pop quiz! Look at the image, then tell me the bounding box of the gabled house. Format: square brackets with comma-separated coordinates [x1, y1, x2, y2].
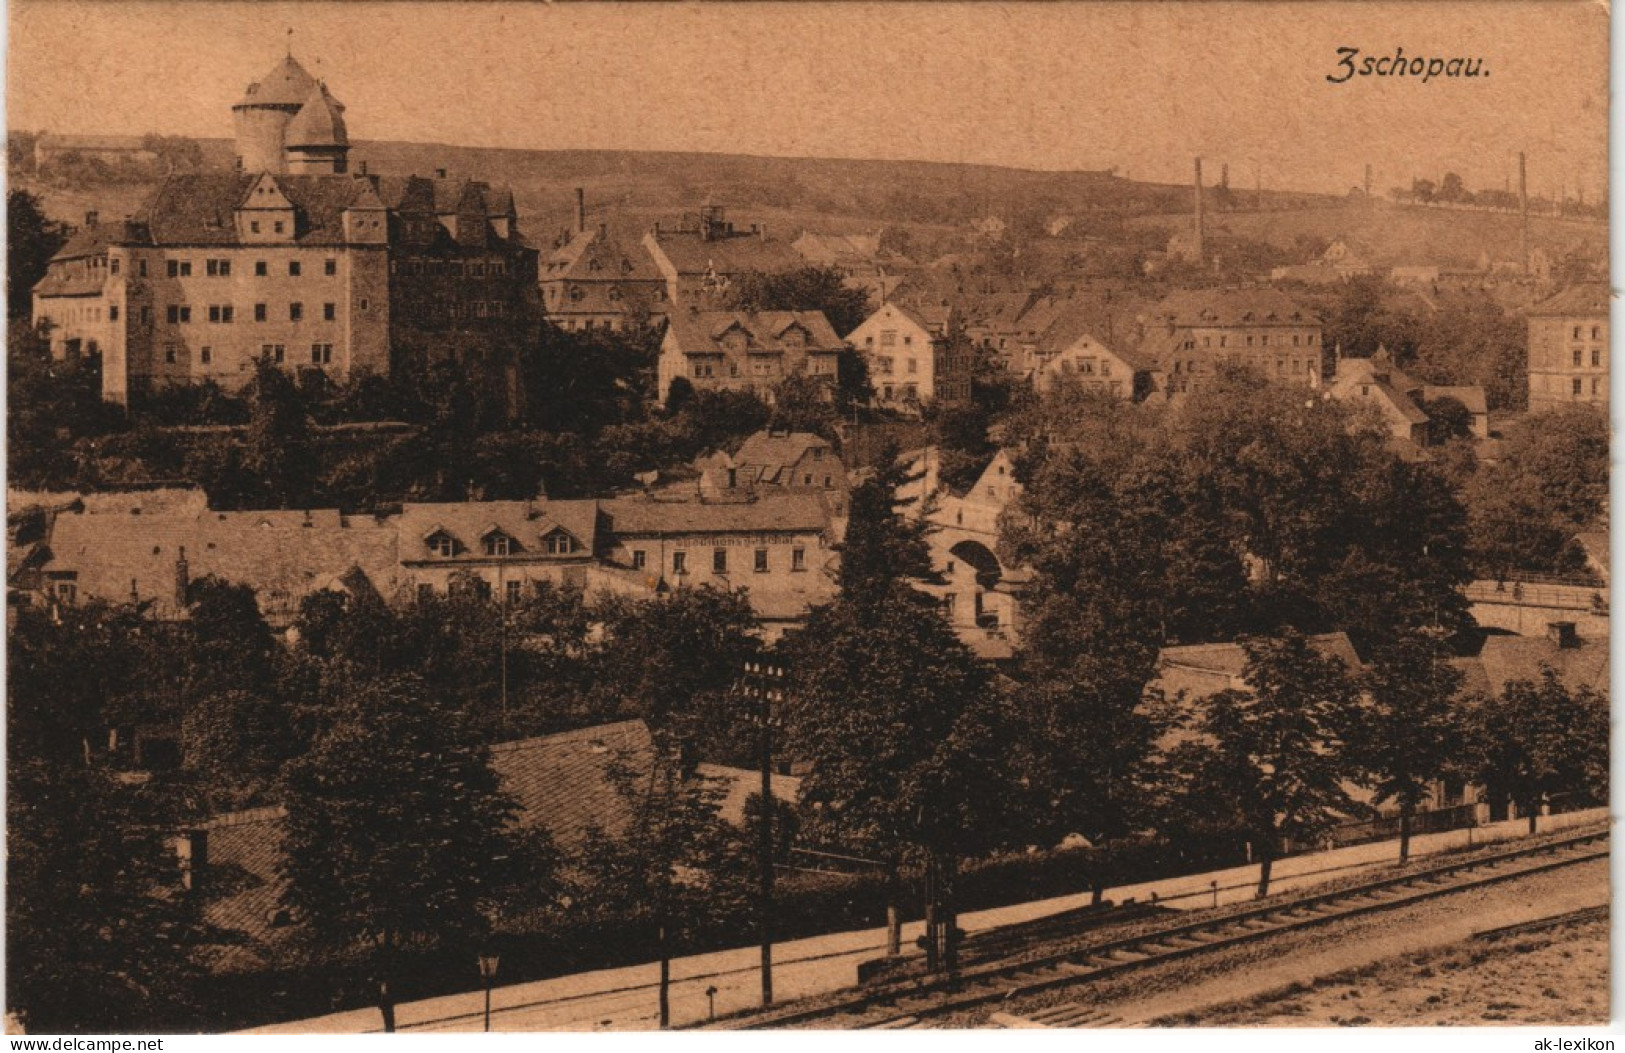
[657, 309, 843, 402]
[692, 430, 849, 512]
[540, 209, 668, 333]
[642, 205, 803, 308]
[395, 500, 600, 602]
[845, 301, 971, 409]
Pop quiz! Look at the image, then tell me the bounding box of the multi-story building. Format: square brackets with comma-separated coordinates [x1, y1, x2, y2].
[690, 430, 849, 513]
[642, 205, 803, 308]
[1142, 288, 1324, 395]
[540, 194, 668, 333]
[30, 53, 537, 404]
[1030, 323, 1156, 400]
[657, 309, 843, 402]
[845, 301, 971, 409]
[28, 489, 839, 636]
[1527, 282, 1610, 410]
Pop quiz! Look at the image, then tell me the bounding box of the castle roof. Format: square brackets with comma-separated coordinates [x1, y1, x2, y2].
[284, 83, 348, 149]
[236, 54, 319, 110]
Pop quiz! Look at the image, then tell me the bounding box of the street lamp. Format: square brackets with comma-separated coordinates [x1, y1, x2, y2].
[477, 951, 501, 1032]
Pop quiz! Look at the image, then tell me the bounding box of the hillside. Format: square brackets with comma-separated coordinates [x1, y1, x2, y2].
[1127, 202, 1605, 270]
[17, 138, 1600, 275]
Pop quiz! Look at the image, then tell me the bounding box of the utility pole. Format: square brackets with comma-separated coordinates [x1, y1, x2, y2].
[739, 658, 787, 1007]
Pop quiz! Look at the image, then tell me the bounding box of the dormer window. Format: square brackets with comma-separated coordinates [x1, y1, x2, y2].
[545, 529, 576, 556]
[426, 531, 457, 558]
[484, 532, 513, 557]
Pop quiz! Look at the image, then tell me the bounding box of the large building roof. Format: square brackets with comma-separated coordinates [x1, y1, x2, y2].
[731, 431, 834, 486]
[665, 309, 843, 356]
[42, 507, 400, 623]
[649, 229, 803, 278]
[394, 500, 600, 563]
[545, 227, 664, 284]
[1527, 282, 1611, 318]
[599, 493, 829, 536]
[1148, 287, 1321, 328]
[236, 54, 320, 110]
[490, 720, 654, 854]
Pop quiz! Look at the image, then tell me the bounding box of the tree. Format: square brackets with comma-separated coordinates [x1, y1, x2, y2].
[1464, 404, 1608, 577]
[278, 673, 531, 1031]
[1353, 632, 1467, 862]
[1464, 668, 1609, 833]
[240, 359, 318, 508]
[784, 449, 1006, 964]
[8, 189, 69, 318]
[726, 266, 872, 338]
[573, 732, 751, 1027]
[1422, 395, 1474, 445]
[1171, 632, 1364, 898]
[7, 758, 219, 1032]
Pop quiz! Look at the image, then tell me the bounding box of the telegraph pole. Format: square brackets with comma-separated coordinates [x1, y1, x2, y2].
[739, 658, 786, 1006]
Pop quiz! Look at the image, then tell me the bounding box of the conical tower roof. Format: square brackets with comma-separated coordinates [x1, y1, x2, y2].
[284, 83, 348, 148]
[237, 54, 319, 109]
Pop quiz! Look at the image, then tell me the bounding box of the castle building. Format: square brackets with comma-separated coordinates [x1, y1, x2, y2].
[31, 53, 538, 405]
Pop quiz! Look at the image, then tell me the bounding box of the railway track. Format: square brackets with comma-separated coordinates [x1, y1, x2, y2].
[700, 826, 1608, 1030]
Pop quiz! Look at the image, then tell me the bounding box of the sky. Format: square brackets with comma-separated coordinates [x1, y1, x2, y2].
[6, 1, 1609, 198]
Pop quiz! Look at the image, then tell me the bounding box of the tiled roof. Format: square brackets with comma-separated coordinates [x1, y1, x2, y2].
[283, 84, 348, 148]
[43, 508, 399, 623]
[394, 500, 600, 563]
[1528, 282, 1611, 318]
[1154, 632, 1364, 700]
[1476, 634, 1609, 698]
[46, 219, 150, 263]
[665, 310, 842, 356]
[236, 55, 319, 109]
[198, 721, 658, 957]
[136, 173, 380, 247]
[650, 231, 803, 277]
[1035, 305, 1155, 373]
[1149, 288, 1320, 328]
[1422, 384, 1488, 416]
[490, 720, 654, 854]
[732, 431, 832, 484]
[694, 763, 800, 826]
[599, 493, 829, 536]
[545, 228, 663, 283]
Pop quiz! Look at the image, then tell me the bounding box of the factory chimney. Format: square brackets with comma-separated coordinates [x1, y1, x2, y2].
[1364, 163, 1372, 198]
[1193, 158, 1206, 263]
[575, 188, 586, 235]
[1518, 152, 1529, 274]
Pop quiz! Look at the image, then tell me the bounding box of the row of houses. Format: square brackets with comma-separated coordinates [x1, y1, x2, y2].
[10, 483, 840, 640]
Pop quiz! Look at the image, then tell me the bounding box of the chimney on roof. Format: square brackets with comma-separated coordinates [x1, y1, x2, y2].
[653, 221, 662, 237]
[84, 210, 99, 229]
[173, 829, 208, 891]
[436, 167, 448, 179]
[1519, 152, 1530, 274]
[1192, 158, 1206, 263]
[174, 546, 190, 610]
[599, 221, 607, 240]
[1364, 163, 1373, 198]
[1547, 621, 1580, 649]
[358, 160, 368, 176]
[576, 188, 586, 234]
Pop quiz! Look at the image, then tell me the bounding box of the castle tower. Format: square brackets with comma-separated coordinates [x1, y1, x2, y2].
[232, 54, 319, 173]
[284, 82, 350, 175]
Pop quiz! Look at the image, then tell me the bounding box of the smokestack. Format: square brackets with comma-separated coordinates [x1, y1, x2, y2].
[1193, 158, 1206, 263]
[1364, 164, 1372, 197]
[1519, 152, 1529, 273]
[1220, 162, 1229, 190]
[575, 187, 586, 235]
[175, 545, 189, 610]
[84, 211, 99, 229]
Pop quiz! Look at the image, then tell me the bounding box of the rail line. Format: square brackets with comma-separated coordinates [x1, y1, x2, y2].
[700, 826, 1608, 1030]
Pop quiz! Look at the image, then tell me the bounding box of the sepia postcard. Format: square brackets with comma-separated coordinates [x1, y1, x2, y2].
[3, 0, 1610, 1042]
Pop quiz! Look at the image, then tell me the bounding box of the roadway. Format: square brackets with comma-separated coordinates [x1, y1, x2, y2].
[243, 806, 1606, 1033]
